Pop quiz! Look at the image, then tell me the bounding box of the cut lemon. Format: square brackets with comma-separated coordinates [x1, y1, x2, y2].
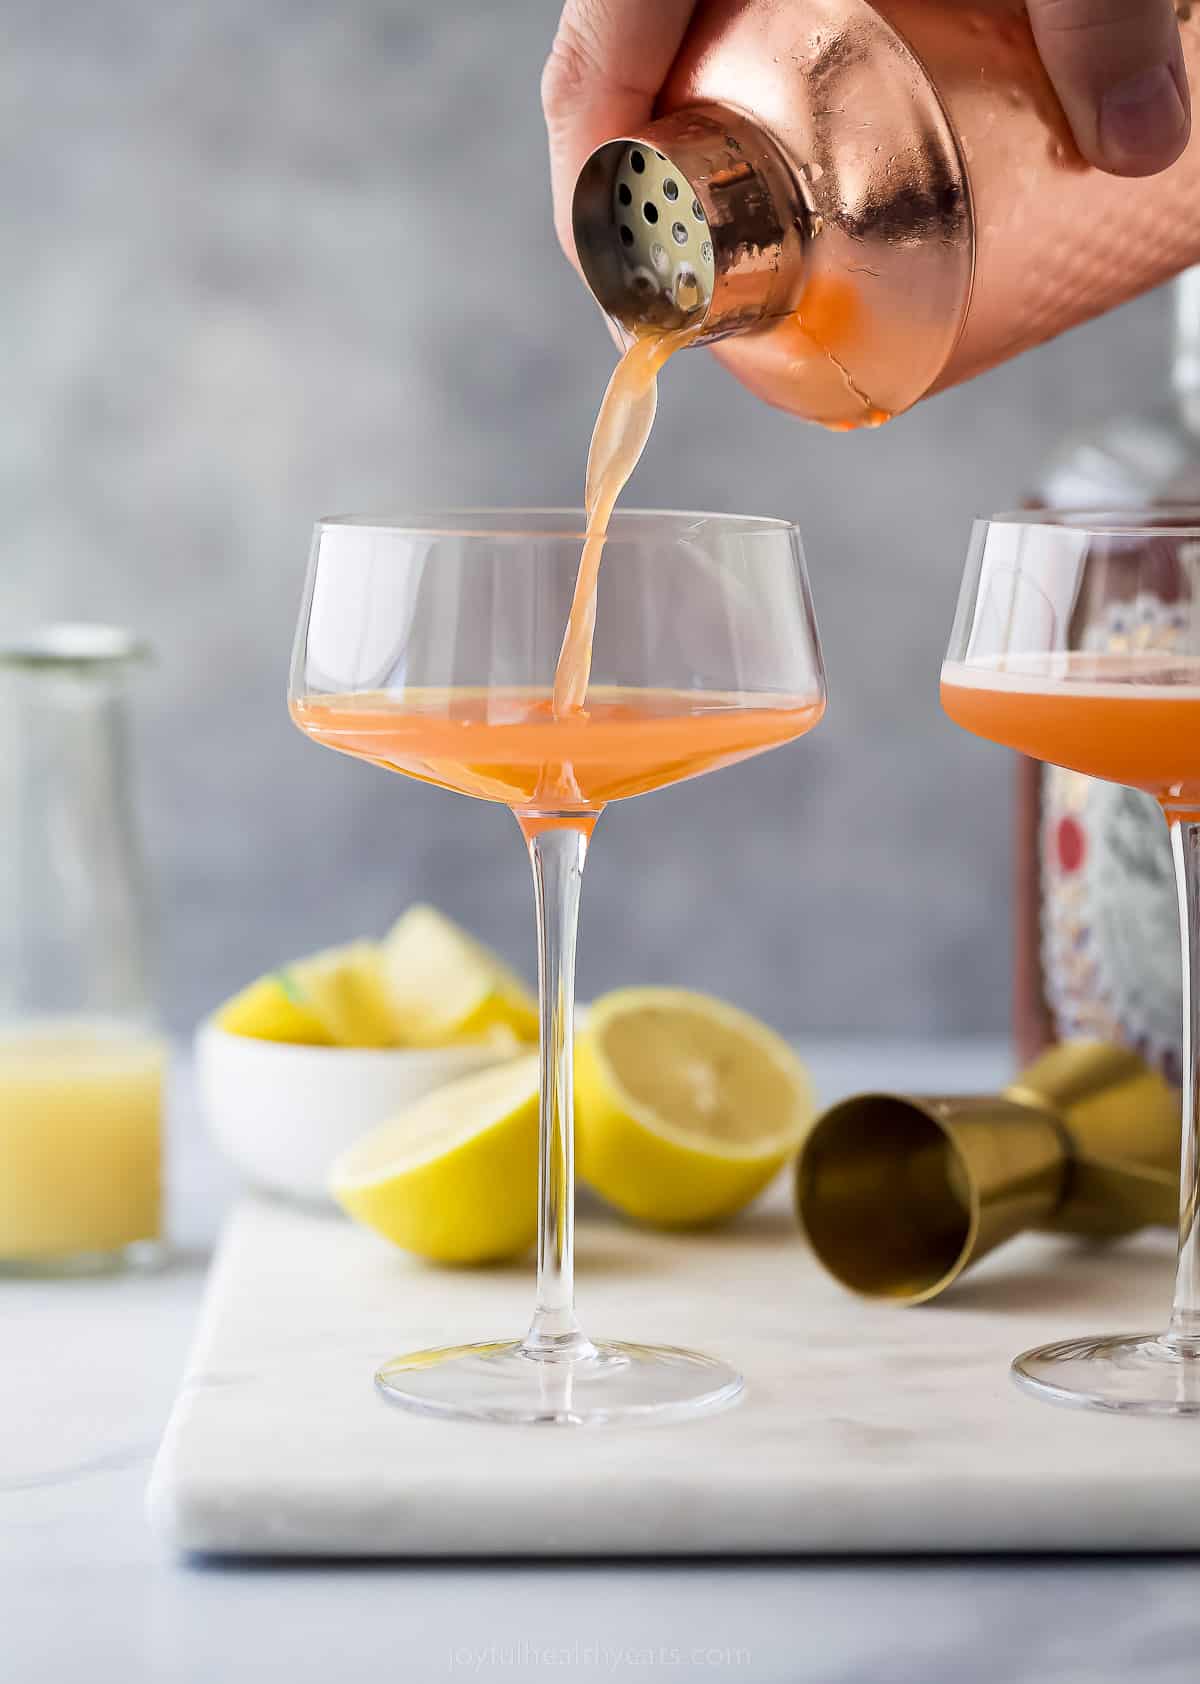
[216, 973, 334, 1044]
[330, 1055, 539, 1263]
[576, 987, 814, 1227]
[216, 941, 398, 1047]
[281, 941, 398, 1047]
[380, 905, 538, 1048]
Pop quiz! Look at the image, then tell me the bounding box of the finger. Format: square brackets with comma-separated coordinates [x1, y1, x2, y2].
[1027, 0, 1190, 176]
[542, 0, 698, 267]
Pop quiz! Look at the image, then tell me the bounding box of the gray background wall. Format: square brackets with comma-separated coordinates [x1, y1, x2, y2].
[3, 0, 1174, 1036]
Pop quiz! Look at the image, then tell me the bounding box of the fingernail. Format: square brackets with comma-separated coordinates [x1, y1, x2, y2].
[1099, 64, 1189, 171]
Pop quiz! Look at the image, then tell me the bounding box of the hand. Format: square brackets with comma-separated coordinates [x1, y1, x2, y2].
[543, 0, 1191, 269]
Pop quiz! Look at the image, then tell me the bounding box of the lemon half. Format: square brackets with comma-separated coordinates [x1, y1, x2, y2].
[330, 1055, 539, 1263]
[381, 905, 538, 1048]
[576, 987, 814, 1227]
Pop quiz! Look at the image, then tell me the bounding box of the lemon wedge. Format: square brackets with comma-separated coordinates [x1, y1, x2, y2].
[330, 1055, 539, 1263]
[380, 905, 538, 1048]
[217, 941, 397, 1047]
[281, 941, 398, 1047]
[576, 987, 814, 1227]
[216, 973, 335, 1044]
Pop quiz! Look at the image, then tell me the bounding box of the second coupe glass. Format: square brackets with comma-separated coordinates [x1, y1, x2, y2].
[943, 508, 1200, 1415]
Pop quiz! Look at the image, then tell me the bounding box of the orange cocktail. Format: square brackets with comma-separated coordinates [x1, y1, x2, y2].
[292, 686, 824, 828]
[940, 653, 1200, 817]
[942, 509, 1200, 1417]
[290, 508, 825, 1426]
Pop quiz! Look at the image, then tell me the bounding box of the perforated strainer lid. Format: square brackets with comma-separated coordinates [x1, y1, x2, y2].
[572, 105, 805, 342]
[611, 144, 715, 320]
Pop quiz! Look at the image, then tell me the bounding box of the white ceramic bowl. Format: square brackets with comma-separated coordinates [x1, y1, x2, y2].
[195, 1020, 513, 1205]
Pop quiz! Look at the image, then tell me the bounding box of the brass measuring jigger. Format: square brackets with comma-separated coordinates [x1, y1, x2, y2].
[796, 1043, 1179, 1305]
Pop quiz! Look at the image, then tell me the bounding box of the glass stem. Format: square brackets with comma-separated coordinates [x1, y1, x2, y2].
[1168, 817, 1200, 1350]
[520, 822, 597, 1364]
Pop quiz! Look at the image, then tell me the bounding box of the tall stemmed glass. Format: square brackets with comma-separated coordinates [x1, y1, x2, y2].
[289, 510, 825, 1424]
[942, 508, 1200, 1415]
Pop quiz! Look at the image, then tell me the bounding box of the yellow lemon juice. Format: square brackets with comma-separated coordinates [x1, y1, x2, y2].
[0, 1020, 165, 1263]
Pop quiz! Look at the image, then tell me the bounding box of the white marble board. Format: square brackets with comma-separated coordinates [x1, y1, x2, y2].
[149, 1179, 1199, 1557]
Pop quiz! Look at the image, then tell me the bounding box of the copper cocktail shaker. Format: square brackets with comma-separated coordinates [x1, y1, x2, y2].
[571, 0, 1200, 427]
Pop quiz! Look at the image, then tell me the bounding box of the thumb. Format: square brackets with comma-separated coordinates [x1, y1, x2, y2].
[1027, 0, 1190, 176]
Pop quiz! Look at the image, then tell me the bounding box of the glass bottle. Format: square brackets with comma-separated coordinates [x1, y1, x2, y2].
[0, 625, 165, 1272]
[1015, 271, 1200, 1079]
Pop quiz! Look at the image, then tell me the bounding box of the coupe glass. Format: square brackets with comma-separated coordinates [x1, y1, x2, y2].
[289, 509, 825, 1424]
[942, 508, 1200, 1415]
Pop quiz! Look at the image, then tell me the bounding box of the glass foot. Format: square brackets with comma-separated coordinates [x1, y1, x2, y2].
[1013, 1332, 1200, 1416]
[376, 1338, 744, 1425]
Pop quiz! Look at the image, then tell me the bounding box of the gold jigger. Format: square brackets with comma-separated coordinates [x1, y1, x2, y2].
[795, 1042, 1179, 1305]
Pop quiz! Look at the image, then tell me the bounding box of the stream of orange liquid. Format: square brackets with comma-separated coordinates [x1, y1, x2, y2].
[551, 322, 702, 717]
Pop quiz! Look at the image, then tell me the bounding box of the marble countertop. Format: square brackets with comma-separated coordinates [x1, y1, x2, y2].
[6, 1040, 1200, 1684]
